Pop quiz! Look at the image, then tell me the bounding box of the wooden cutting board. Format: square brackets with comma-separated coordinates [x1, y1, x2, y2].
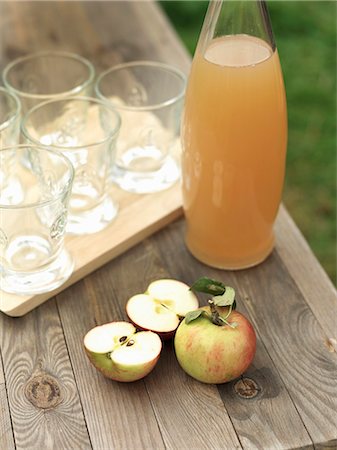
[0, 182, 183, 317]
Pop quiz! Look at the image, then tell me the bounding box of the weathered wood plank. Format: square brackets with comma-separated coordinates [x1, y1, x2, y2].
[314, 440, 337, 450]
[82, 1, 191, 72]
[101, 238, 242, 450]
[0, 385, 15, 450]
[1, 0, 191, 75]
[56, 271, 166, 450]
[0, 353, 15, 450]
[218, 351, 315, 450]
[231, 252, 337, 445]
[0, 355, 4, 386]
[0, 302, 91, 450]
[151, 219, 315, 450]
[0, 1, 100, 65]
[146, 342, 242, 450]
[128, 1, 191, 70]
[275, 205, 337, 338]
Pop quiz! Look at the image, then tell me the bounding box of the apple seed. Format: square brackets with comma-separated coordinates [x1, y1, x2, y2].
[126, 340, 135, 347]
[119, 336, 128, 343]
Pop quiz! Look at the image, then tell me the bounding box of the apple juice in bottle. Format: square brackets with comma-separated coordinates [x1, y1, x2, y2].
[182, 0, 287, 269]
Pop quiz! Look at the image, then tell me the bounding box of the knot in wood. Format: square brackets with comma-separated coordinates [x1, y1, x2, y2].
[25, 373, 62, 409]
[234, 377, 260, 399]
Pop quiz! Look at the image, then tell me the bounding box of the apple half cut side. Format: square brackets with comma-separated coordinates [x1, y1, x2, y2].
[84, 321, 162, 382]
[126, 279, 199, 339]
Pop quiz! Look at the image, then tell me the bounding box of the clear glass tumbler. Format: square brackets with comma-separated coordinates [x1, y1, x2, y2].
[0, 145, 74, 295]
[95, 61, 186, 194]
[21, 97, 121, 235]
[3, 51, 95, 114]
[0, 87, 21, 148]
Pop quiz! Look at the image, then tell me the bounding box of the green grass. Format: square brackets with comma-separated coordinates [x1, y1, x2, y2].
[160, 1, 336, 283]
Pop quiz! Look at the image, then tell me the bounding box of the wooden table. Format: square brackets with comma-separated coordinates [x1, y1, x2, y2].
[1, 2, 336, 449]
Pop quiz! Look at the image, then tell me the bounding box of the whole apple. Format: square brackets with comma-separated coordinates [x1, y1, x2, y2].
[174, 305, 256, 384]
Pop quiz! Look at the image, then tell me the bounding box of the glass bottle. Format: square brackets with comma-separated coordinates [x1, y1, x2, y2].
[182, 0, 287, 269]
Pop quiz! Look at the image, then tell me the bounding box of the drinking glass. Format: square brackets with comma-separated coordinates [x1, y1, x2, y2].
[95, 61, 186, 194]
[0, 88, 22, 206]
[3, 51, 95, 114]
[182, 0, 287, 269]
[0, 145, 74, 295]
[0, 87, 21, 148]
[21, 97, 121, 235]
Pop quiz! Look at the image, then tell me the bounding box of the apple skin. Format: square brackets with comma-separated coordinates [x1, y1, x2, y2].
[126, 321, 176, 341]
[85, 347, 161, 383]
[174, 306, 256, 384]
[84, 322, 162, 383]
[125, 280, 199, 340]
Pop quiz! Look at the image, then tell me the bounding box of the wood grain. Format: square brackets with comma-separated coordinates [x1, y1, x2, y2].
[56, 276, 166, 450]
[0, 1, 99, 66]
[231, 253, 337, 446]
[0, 385, 15, 450]
[146, 342, 242, 450]
[0, 301, 91, 450]
[81, 1, 191, 72]
[0, 353, 15, 450]
[0, 355, 4, 386]
[275, 205, 337, 338]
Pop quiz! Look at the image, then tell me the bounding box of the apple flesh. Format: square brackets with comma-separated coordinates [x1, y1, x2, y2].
[174, 306, 256, 384]
[84, 321, 162, 382]
[126, 279, 199, 339]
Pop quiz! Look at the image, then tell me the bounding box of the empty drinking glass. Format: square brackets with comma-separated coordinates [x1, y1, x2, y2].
[3, 51, 95, 114]
[21, 97, 121, 234]
[0, 89, 22, 206]
[0, 145, 74, 295]
[0, 87, 21, 148]
[95, 61, 186, 194]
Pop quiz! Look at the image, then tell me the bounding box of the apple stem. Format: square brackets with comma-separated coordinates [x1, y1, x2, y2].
[208, 300, 225, 326]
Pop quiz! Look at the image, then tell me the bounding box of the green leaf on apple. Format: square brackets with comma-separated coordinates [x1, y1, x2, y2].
[190, 277, 236, 310]
[185, 309, 204, 324]
[190, 277, 226, 296]
[213, 286, 235, 307]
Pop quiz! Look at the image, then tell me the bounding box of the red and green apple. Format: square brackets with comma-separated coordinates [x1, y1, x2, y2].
[174, 277, 256, 384]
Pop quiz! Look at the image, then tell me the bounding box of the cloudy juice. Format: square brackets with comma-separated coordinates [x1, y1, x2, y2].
[182, 35, 287, 269]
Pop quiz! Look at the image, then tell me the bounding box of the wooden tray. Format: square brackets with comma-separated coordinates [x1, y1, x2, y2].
[0, 183, 183, 317]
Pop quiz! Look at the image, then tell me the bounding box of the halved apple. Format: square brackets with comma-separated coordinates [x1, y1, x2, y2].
[84, 321, 162, 382]
[126, 279, 199, 339]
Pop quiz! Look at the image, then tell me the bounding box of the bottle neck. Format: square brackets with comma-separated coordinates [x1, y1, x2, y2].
[196, 0, 275, 57]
